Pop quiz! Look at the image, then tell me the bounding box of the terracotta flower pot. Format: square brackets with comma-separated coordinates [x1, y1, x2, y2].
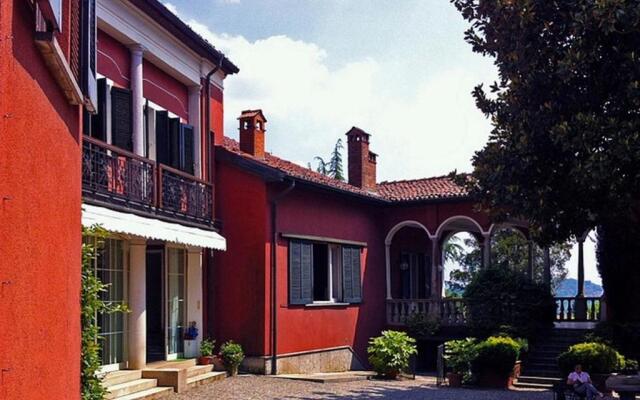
[447, 372, 463, 387]
[212, 355, 225, 371]
[477, 370, 513, 389]
[197, 356, 213, 365]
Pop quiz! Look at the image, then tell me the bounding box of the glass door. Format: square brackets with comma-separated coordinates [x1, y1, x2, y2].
[166, 248, 186, 358]
[96, 239, 126, 370]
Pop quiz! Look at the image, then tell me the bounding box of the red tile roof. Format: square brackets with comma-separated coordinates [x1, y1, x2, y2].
[219, 137, 467, 202]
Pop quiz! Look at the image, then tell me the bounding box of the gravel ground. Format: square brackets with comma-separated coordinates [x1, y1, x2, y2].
[168, 374, 553, 400]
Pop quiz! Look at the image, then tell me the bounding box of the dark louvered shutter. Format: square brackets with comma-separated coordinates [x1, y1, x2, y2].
[89, 78, 107, 140]
[155, 110, 170, 165]
[180, 124, 195, 175]
[342, 247, 362, 303]
[111, 87, 132, 151]
[81, 0, 97, 113]
[289, 240, 313, 305]
[169, 118, 181, 169]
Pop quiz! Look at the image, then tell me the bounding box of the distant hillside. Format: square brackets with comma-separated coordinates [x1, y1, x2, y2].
[555, 278, 603, 297]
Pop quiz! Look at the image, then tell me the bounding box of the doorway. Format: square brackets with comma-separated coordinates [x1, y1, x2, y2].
[146, 248, 164, 362]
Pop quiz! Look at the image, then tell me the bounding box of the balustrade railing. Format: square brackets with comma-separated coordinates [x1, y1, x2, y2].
[555, 296, 602, 322]
[82, 137, 214, 226]
[386, 298, 467, 326]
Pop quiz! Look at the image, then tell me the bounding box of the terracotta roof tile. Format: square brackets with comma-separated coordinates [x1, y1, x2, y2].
[219, 137, 467, 202]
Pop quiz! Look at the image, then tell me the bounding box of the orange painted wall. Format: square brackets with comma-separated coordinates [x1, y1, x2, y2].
[0, 1, 82, 399]
[209, 84, 224, 144]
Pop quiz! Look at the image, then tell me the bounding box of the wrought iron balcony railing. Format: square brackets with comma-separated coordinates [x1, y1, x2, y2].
[82, 136, 214, 227]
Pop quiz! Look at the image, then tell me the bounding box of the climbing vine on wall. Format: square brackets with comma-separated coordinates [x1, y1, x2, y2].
[81, 226, 128, 400]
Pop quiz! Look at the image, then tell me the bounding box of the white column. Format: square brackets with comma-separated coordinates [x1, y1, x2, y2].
[188, 85, 202, 177]
[128, 240, 147, 369]
[429, 236, 440, 300]
[482, 233, 491, 268]
[543, 247, 552, 288]
[130, 44, 145, 156]
[384, 243, 392, 300]
[186, 248, 203, 357]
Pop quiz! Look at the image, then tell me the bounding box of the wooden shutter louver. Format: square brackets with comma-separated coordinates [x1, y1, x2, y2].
[180, 124, 195, 175]
[289, 240, 313, 305]
[110, 87, 132, 151]
[89, 78, 107, 140]
[342, 246, 362, 303]
[80, 0, 97, 113]
[169, 118, 181, 169]
[155, 110, 170, 165]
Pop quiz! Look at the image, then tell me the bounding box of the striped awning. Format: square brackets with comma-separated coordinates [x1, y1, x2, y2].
[81, 203, 226, 250]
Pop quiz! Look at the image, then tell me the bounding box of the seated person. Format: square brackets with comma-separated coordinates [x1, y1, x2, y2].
[567, 364, 603, 400]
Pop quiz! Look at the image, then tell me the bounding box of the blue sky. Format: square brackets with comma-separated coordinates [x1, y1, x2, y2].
[165, 0, 601, 285]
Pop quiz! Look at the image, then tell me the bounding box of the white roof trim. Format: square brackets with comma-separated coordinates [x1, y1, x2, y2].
[82, 204, 226, 250]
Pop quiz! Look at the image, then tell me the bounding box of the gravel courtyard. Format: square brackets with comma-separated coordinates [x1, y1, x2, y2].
[167, 375, 553, 400]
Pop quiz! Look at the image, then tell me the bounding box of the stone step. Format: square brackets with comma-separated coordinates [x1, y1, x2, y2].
[110, 387, 173, 400]
[517, 375, 562, 385]
[187, 364, 213, 378]
[186, 371, 226, 388]
[106, 379, 158, 399]
[522, 370, 561, 378]
[103, 370, 143, 387]
[512, 381, 554, 390]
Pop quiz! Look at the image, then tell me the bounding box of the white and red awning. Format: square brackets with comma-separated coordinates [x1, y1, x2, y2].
[81, 203, 226, 250]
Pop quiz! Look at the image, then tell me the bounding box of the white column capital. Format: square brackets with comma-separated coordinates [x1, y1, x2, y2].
[128, 43, 146, 55]
[188, 85, 202, 95]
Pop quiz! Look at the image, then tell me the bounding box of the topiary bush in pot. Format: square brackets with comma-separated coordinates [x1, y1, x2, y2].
[471, 336, 521, 388]
[444, 338, 478, 387]
[367, 330, 417, 379]
[220, 340, 244, 376]
[197, 338, 215, 365]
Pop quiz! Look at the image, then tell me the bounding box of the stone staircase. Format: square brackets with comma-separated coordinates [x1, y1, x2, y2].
[514, 328, 588, 390]
[103, 370, 172, 400]
[103, 362, 226, 399]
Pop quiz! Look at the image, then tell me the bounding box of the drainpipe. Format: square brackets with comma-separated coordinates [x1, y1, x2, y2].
[270, 179, 295, 375]
[203, 58, 223, 338]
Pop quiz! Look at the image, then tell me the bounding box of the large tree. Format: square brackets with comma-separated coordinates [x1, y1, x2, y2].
[451, 0, 640, 322]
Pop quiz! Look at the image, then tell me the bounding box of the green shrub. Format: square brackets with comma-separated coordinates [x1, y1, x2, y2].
[406, 313, 440, 338]
[200, 338, 215, 357]
[445, 338, 478, 376]
[592, 321, 640, 361]
[367, 330, 417, 377]
[558, 342, 625, 374]
[464, 267, 555, 339]
[220, 341, 244, 373]
[471, 336, 520, 377]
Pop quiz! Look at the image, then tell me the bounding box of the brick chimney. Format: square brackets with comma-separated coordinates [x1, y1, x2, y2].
[238, 109, 267, 158]
[346, 127, 377, 191]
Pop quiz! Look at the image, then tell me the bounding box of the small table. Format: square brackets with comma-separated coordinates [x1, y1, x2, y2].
[606, 375, 640, 400]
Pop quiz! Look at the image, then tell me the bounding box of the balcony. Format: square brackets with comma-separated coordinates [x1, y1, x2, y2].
[82, 136, 214, 228]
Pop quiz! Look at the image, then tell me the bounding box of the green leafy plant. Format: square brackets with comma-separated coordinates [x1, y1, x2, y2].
[445, 338, 478, 377]
[405, 313, 440, 338]
[367, 330, 417, 378]
[558, 342, 626, 375]
[464, 267, 555, 339]
[200, 338, 215, 357]
[471, 336, 520, 378]
[82, 226, 128, 400]
[220, 340, 244, 375]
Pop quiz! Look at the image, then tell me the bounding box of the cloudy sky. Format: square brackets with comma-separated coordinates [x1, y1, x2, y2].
[165, 0, 600, 285]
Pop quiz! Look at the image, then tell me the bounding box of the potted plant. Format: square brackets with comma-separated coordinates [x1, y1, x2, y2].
[220, 340, 244, 376]
[444, 338, 478, 387]
[197, 338, 215, 365]
[367, 330, 417, 379]
[471, 336, 520, 388]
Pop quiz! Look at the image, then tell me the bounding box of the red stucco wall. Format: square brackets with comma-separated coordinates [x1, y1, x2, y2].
[212, 163, 269, 356]
[143, 59, 189, 121]
[210, 84, 224, 144]
[97, 29, 130, 88]
[0, 1, 82, 399]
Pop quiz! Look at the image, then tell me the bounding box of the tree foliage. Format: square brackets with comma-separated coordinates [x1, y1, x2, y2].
[312, 139, 345, 181]
[451, 0, 640, 244]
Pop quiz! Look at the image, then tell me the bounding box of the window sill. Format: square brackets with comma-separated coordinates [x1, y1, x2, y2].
[304, 302, 351, 308]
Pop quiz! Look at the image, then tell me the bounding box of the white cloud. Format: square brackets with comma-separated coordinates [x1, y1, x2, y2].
[179, 7, 495, 181]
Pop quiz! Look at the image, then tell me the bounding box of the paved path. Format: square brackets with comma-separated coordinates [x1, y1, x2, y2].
[168, 374, 553, 399]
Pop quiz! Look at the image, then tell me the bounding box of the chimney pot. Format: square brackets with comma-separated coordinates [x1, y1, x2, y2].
[346, 127, 377, 191]
[238, 109, 267, 158]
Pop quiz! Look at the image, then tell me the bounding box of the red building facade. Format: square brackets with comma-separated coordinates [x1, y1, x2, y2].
[213, 111, 500, 374]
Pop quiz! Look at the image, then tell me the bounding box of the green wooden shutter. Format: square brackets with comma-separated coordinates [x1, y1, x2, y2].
[89, 78, 107, 140]
[289, 240, 313, 305]
[110, 86, 132, 151]
[155, 110, 170, 165]
[342, 247, 362, 303]
[169, 118, 181, 169]
[180, 124, 195, 175]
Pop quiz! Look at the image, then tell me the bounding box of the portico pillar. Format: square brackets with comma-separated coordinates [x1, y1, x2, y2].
[128, 240, 147, 369]
[543, 247, 552, 289]
[527, 241, 534, 280]
[188, 85, 202, 177]
[482, 233, 491, 268]
[429, 236, 441, 300]
[186, 248, 203, 358]
[575, 236, 587, 320]
[130, 44, 145, 156]
[384, 243, 392, 300]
